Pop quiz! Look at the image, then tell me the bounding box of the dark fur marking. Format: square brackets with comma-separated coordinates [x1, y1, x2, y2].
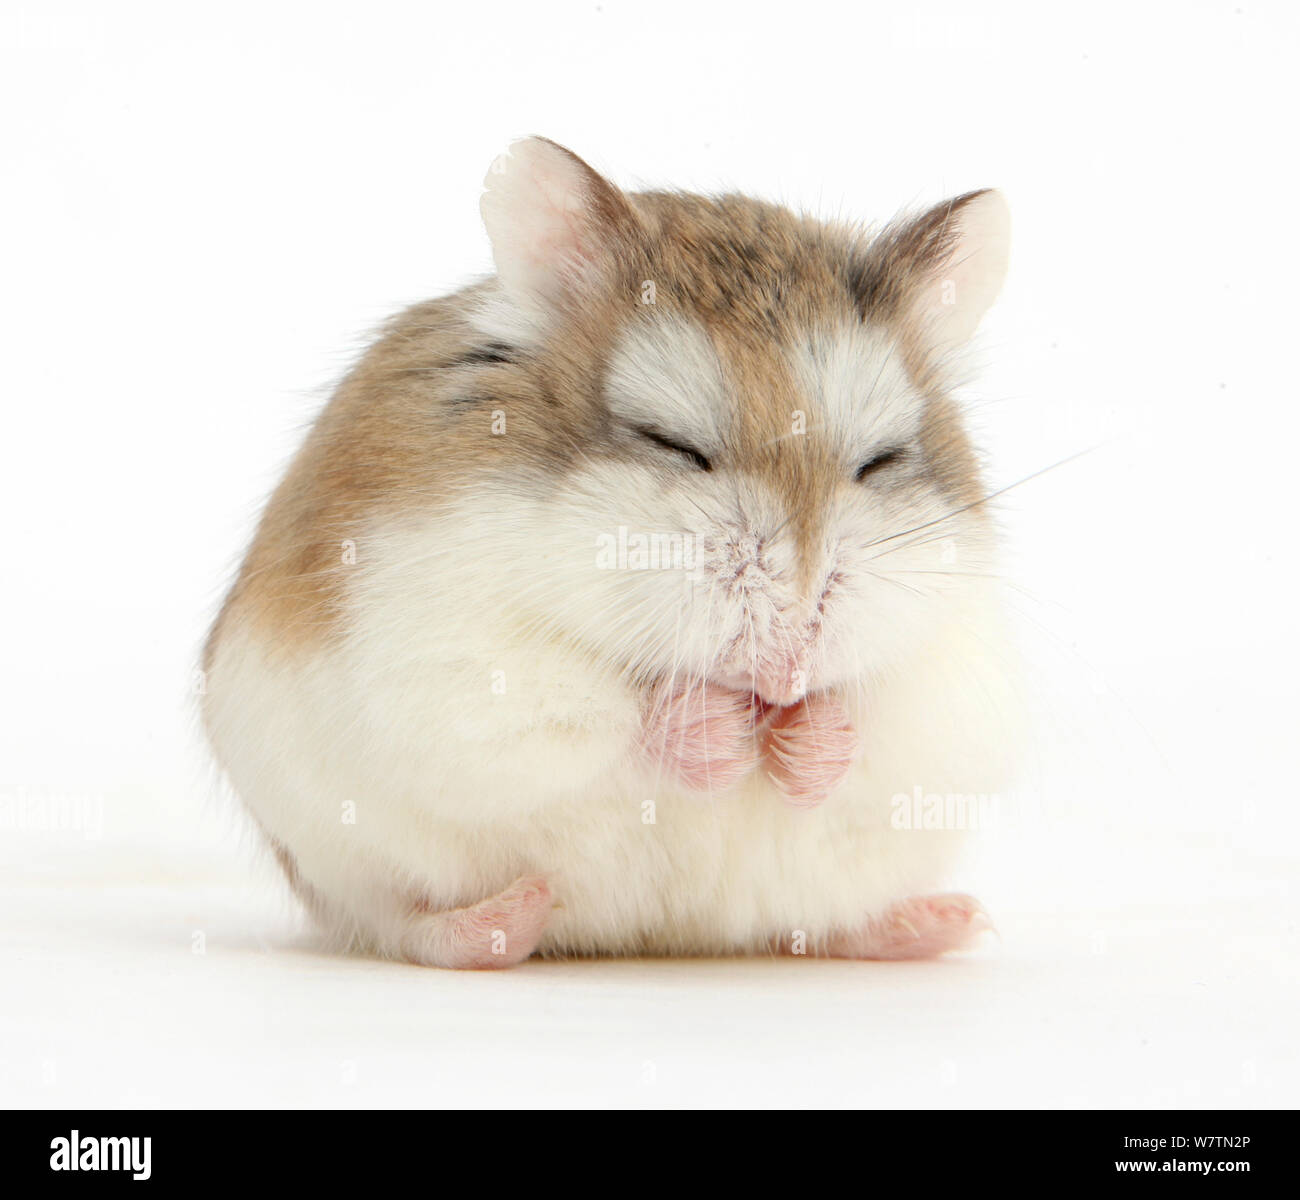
[449, 342, 518, 367]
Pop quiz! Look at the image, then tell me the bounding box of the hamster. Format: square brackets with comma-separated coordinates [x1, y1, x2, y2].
[201, 137, 1020, 968]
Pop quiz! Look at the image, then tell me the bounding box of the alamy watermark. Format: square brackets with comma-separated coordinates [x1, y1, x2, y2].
[0, 788, 104, 839]
[596, 526, 700, 571]
[891, 786, 1000, 830]
[50, 1130, 150, 1180]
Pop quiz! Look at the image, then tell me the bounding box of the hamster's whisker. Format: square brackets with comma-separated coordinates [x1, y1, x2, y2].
[765, 511, 798, 546]
[891, 567, 1006, 580]
[866, 448, 1095, 556]
[857, 565, 928, 599]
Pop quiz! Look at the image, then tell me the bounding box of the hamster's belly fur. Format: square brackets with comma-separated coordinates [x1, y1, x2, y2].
[203, 587, 1018, 958]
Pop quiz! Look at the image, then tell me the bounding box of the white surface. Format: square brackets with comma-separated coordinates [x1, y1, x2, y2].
[3, 832, 1294, 1108]
[2, 1, 1298, 1108]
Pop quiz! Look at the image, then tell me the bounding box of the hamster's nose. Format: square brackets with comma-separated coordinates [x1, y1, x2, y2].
[752, 653, 810, 706]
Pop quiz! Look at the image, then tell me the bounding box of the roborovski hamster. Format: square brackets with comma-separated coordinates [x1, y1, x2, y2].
[202, 137, 1020, 968]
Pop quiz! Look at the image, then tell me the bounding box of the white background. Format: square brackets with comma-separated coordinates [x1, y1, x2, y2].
[2, 0, 1297, 1108]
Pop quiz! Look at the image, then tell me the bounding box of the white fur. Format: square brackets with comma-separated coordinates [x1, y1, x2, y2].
[205, 165, 1020, 960]
[605, 315, 730, 454]
[206, 580, 1017, 956]
[466, 285, 547, 350]
[792, 324, 925, 463]
[204, 319, 1022, 958]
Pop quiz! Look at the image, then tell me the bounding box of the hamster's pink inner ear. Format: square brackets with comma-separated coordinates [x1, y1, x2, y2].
[480, 137, 635, 310]
[891, 188, 1011, 353]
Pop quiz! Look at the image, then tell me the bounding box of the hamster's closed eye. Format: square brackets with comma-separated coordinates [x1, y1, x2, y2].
[634, 426, 713, 472]
[855, 446, 907, 482]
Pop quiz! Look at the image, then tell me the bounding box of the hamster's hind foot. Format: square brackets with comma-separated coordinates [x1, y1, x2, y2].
[398, 875, 553, 969]
[822, 893, 993, 960]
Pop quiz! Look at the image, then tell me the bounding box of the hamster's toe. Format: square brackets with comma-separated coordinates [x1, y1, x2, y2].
[824, 893, 993, 960]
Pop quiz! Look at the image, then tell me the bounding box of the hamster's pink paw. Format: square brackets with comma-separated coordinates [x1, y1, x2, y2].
[825, 893, 992, 960]
[642, 682, 760, 794]
[403, 875, 552, 969]
[763, 694, 859, 808]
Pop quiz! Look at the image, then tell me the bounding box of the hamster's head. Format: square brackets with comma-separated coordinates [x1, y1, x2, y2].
[472, 137, 1010, 705]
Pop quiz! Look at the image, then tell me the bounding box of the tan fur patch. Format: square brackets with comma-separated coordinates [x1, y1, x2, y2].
[206, 157, 988, 663]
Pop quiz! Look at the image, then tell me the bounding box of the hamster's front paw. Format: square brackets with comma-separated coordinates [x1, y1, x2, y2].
[762, 695, 859, 809]
[641, 682, 761, 794]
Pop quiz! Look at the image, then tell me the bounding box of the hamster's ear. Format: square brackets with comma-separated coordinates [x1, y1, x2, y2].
[481, 137, 637, 309]
[874, 189, 1010, 353]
